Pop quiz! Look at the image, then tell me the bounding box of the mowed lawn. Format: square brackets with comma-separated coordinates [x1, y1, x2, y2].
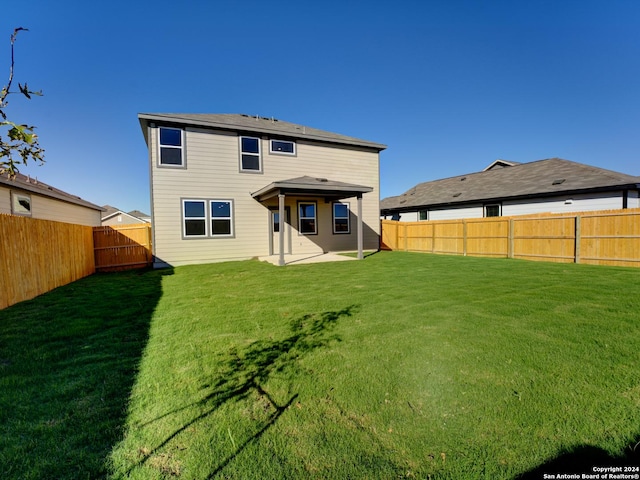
[1, 252, 640, 479]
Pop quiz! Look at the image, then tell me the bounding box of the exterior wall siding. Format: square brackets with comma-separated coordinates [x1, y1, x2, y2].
[0, 185, 101, 226]
[150, 126, 381, 266]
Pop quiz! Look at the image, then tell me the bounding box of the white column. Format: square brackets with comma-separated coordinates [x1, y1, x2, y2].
[357, 194, 363, 260]
[278, 193, 285, 266]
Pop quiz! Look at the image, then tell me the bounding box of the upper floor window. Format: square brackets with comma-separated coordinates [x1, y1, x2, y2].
[240, 136, 261, 172]
[159, 127, 184, 167]
[484, 204, 501, 217]
[298, 201, 317, 235]
[333, 202, 350, 234]
[270, 139, 296, 156]
[11, 192, 32, 216]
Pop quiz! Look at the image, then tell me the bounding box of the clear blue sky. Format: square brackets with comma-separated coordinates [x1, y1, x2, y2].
[5, 0, 640, 213]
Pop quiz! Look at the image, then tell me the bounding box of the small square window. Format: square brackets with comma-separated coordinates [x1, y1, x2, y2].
[484, 204, 501, 217]
[11, 192, 32, 216]
[270, 139, 296, 155]
[240, 136, 261, 172]
[418, 210, 428, 221]
[159, 127, 184, 167]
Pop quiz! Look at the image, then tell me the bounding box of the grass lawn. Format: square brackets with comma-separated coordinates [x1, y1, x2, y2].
[1, 251, 640, 479]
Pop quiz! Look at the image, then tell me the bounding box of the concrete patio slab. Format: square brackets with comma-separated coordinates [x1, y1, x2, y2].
[259, 252, 357, 266]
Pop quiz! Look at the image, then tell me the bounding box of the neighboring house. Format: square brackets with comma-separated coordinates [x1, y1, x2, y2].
[101, 205, 151, 225]
[381, 158, 640, 221]
[0, 172, 103, 226]
[138, 113, 386, 267]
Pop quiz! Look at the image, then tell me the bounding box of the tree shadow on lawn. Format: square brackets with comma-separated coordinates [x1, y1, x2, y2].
[130, 305, 357, 478]
[0, 268, 170, 480]
[516, 438, 640, 479]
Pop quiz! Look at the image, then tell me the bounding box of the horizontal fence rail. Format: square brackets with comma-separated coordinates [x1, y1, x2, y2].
[0, 214, 95, 309]
[93, 223, 152, 271]
[381, 208, 640, 268]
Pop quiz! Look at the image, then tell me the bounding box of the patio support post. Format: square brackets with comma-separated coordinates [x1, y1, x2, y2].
[357, 193, 363, 260]
[278, 193, 285, 266]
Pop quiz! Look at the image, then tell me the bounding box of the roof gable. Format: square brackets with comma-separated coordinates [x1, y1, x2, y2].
[381, 158, 640, 211]
[138, 113, 386, 151]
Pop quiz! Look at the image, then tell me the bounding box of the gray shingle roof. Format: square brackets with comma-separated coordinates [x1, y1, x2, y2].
[1, 172, 103, 211]
[138, 113, 386, 151]
[252, 175, 373, 202]
[381, 158, 640, 212]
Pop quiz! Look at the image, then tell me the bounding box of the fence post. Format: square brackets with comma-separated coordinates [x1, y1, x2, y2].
[508, 219, 514, 259]
[403, 223, 408, 251]
[462, 219, 467, 256]
[575, 215, 581, 264]
[431, 223, 436, 253]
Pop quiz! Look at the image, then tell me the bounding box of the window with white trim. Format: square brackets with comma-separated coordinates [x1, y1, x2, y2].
[298, 201, 317, 235]
[240, 136, 261, 172]
[182, 199, 234, 238]
[11, 192, 32, 216]
[183, 200, 207, 237]
[484, 204, 501, 217]
[270, 139, 296, 155]
[159, 127, 184, 166]
[332, 202, 350, 234]
[211, 200, 233, 236]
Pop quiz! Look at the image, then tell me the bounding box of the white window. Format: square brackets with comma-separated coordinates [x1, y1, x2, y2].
[270, 139, 296, 155]
[210, 200, 233, 236]
[332, 202, 350, 234]
[159, 127, 184, 167]
[183, 200, 207, 237]
[298, 201, 317, 235]
[11, 192, 32, 216]
[240, 136, 261, 172]
[484, 204, 501, 217]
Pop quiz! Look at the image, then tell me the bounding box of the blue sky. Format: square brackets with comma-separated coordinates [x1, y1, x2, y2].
[5, 0, 640, 213]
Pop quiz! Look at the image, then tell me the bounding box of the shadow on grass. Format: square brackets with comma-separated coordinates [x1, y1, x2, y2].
[516, 438, 640, 479]
[130, 305, 357, 478]
[0, 268, 170, 480]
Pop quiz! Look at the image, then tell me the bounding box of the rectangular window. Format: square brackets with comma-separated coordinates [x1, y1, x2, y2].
[270, 139, 296, 155]
[298, 201, 317, 235]
[240, 136, 261, 172]
[418, 209, 428, 221]
[484, 204, 501, 217]
[211, 200, 233, 236]
[159, 127, 184, 166]
[183, 200, 206, 237]
[11, 192, 32, 216]
[333, 202, 350, 234]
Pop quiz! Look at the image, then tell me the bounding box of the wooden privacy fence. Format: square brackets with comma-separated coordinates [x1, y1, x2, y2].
[93, 223, 152, 271]
[0, 214, 95, 309]
[381, 208, 640, 268]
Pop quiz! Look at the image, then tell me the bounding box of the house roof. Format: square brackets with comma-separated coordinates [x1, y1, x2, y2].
[381, 158, 640, 212]
[101, 205, 150, 222]
[0, 172, 103, 212]
[252, 176, 373, 202]
[138, 113, 387, 151]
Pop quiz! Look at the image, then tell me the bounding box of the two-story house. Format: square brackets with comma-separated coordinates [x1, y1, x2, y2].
[138, 113, 386, 267]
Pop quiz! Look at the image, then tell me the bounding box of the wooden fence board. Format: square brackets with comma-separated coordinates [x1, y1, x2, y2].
[93, 223, 152, 271]
[380, 208, 640, 268]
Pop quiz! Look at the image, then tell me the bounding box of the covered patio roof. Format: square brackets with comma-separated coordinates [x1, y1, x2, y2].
[251, 176, 373, 202]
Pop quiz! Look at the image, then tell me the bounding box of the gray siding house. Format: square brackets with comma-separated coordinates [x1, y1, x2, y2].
[381, 158, 640, 221]
[139, 113, 386, 267]
[0, 172, 103, 226]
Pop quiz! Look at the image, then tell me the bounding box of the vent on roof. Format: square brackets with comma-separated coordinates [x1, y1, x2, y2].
[552, 179, 566, 185]
[452, 192, 461, 197]
[460, 177, 466, 181]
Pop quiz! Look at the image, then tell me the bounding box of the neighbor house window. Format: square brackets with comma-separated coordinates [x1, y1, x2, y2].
[210, 200, 233, 236]
[11, 192, 32, 216]
[183, 200, 207, 237]
[484, 204, 501, 217]
[333, 202, 350, 234]
[270, 139, 296, 155]
[240, 136, 261, 172]
[298, 202, 317, 235]
[159, 127, 184, 166]
[418, 209, 428, 221]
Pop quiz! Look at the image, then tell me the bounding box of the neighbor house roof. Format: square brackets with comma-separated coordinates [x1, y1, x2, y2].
[101, 205, 150, 222]
[138, 113, 387, 151]
[381, 158, 640, 213]
[0, 172, 103, 211]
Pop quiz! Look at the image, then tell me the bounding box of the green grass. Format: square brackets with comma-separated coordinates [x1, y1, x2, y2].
[1, 252, 640, 479]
